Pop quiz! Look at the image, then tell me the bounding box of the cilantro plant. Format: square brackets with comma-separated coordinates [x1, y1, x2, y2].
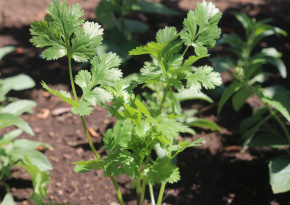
[95, 0, 179, 62]
[30, 1, 222, 204]
[213, 12, 290, 194]
[0, 73, 52, 204]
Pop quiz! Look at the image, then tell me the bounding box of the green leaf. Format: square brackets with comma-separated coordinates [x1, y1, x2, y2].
[2, 74, 35, 96]
[156, 27, 178, 44]
[6, 147, 52, 171]
[261, 96, 290, 122]
[21, 156, 50, 203]
[218, 81, 242, 114]
[248, 133, 288, 148]
[10, 139, 50, 150]
[132, 0, 180, 15]
[123, 19, 149, 33]
[2, 192, 14, 205]
[232, 86, 253, 111]
[0, 129, 22, 147]
[186, 66, 221, 93]
[269, 157, 290, 194]
[183, 55, 205, 67]
[83, 87, 113, 106]
[71, 100, 93, 116]
[122, 104, 143, 129]
[170, 138, 204, 158]
[186, 118, 220, 131]
[73, 159, 104, 173]
[95, 0, 116, 29]
[2, 100, 37, 116]
[175, 89, 213, 103]
[30, 0, 103, 62]
[90, 52, 122, 86]
[129, 42, 165, 57]
[145, 157, 180, 185]
[41, 82, 78, 107]
[0, 46, 16, 61]
[135, 98, 150, 116]
[0, 113, 34, 135]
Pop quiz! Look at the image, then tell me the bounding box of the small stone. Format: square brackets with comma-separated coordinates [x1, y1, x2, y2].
[42, 91, 51, 98]
[48, 131, 55, 138]
[57, 190, 63, 195]
[63, 154, 71, 160]
[76, 147, 83, 156]
[56, 182, 62, 187]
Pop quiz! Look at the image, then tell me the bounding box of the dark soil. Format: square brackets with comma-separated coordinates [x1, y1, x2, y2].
[1, 0, 290, 204]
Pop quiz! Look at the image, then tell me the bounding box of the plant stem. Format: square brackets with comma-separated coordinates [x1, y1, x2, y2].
[136, 177, 142, 205]
[140, 177, 147, 205]
[149, 184, 156, 205]
[68, 56, 78, 101]
[266, 105, 290, 144]
[110, 176, 125, 205]
[156, 182, 166, 205]
[67, 56, 124, 204]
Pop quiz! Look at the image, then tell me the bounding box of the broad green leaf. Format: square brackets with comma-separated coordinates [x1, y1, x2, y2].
[0, 46, 16, 60]
[2, 100, 36, 116]
[95, 0, 116, 29]
[0, 129, 22, 147]
[186, 118, 220, 131]
[269, 157, 290, 194]
[248, 133, 288, 148]
[122, 104, 142, 129]
[123, 19, 149, 33]
[132, 0, 180, 15]
[0, 113, 34, 135]
[41, 82, 78, 107]
[261, 96, 290, 122]
[75, 70, 91, 94]
[262, 85, 287, 98]
[6, 147, 52, 171]
[218, 81, 242, 114]
[2, 192, 14, 205]
[10, 139, 50, 150]
[21, 156, 50, 203]
[2, 74, 35, 93]
[175, 89, 213, 103]
[73, 159, 104, 173]
[231, 11, 252, 31]
[232, 86, 253, 111]
[186, 66, 221, 93]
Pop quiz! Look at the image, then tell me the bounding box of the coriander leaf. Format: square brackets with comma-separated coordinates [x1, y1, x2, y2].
[83, 87, 113, 106]
[71, 100, 93, 116]
[41, 82, 78, 107]
[156, 27, 178, 44]
[129, 42, 165, 57]
[75, 70, 91, 94]
[186, 65, 221, 92]
[145, 157, 179, 185]
[90, 52, 122, 86]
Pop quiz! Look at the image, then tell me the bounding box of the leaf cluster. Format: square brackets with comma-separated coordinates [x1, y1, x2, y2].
[0, 74, 52, 204]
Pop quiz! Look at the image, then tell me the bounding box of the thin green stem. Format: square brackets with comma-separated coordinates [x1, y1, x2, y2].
[68, 56, 78, 102]
[136, 177, 142, 205]
[159, 86, 168, 113]
[67, 56, 124, 204]
[156, 183, 166, 205]
[110, 177, 125, 205]
[140, 177, 147, 205]
[266, 105, 290, 144]
[182, 46, 189, 56]
[80, 116, 101, 160]
[149, 184, 156, 205]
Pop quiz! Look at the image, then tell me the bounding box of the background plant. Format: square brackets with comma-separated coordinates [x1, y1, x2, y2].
[213, 12, 290, 194]
[95, 0, 180, 62]
[0, 54, 52, 204]
[30, 1, 222, 204]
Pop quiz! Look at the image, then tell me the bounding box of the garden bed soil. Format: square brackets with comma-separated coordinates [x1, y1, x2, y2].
[1, 0, 290, 204]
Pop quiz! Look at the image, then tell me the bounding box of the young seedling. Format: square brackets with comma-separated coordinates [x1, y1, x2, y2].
[30, 0, 222, 204]
[213, 12, 290, 194]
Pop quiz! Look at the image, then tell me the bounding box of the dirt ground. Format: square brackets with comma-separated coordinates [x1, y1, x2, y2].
[1, 0, 290, 204]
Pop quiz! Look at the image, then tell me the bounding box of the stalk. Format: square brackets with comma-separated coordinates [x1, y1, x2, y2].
[136, 177, 142, 204]
[156, 183, 166, 205]
[67, 56, 124, 205]
[149, 184, 156, 205]
[140, 177, 147, 205]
